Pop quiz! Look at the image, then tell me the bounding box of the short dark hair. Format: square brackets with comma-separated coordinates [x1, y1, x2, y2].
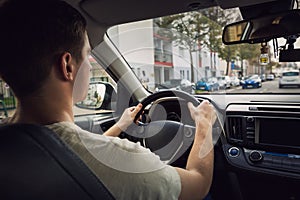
[0, 0, 87, 97]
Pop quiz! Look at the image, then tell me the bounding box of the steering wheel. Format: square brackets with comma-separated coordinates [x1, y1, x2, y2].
[125, 90, 204, 164]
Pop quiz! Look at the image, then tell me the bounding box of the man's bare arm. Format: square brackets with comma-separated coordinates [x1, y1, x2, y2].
[104, 103, 143, 137]
[176, 101, 216, 200]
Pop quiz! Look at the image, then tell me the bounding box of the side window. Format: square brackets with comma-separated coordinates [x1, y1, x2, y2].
[0, 56, 117, 118]
[0, 80, 16, 119]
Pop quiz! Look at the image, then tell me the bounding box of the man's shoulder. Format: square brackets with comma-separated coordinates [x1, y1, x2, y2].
[46, 121, 78, 131]
[47, 121, 147, 153]
[46, 121, 181, 199]
[46, 121, 166, 172]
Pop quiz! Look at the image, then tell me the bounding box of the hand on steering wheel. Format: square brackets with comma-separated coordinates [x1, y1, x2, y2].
[125, 90, 206, 164]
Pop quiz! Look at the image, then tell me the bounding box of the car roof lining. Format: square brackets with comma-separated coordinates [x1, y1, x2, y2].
[239, 0, 294, 19]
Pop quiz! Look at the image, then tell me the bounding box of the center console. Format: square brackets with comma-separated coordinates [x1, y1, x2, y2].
[224, 103, 300, 176]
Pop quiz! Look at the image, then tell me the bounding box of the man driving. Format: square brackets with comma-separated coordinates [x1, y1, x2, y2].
[0, 0, 217, 199]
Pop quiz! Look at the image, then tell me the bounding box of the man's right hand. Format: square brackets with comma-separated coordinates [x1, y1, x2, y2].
[187, 100, 217, 130]
[176, 100, 217, 200]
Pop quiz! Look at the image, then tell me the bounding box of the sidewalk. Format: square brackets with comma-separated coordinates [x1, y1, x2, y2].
[7, 109, 15, 117]
[0, 109, 15, 118]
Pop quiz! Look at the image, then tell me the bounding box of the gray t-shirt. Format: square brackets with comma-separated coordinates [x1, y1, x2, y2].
[46, 121, 181, 200]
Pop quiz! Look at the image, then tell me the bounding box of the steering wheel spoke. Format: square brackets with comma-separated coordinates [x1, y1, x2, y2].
[125, 117, 197, 164]
[157, 124, 196, 164]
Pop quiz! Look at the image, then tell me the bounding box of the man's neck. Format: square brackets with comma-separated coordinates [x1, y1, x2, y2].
[10, 95, 74, 125]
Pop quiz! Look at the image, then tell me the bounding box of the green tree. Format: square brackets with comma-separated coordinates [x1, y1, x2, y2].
[237, 43, 261, 76]
[156, 7, 242, 79]
[202, 7, 241, 75]
[155, 12, 208, 82]
[267, 61, 281, 74]
[219, 45, 238, 75]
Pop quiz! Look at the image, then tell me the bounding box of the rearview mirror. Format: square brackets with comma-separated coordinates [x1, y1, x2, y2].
[222, 9, 300, 44]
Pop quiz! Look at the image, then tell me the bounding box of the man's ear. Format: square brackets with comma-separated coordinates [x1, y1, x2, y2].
[59, 52, 76, 81]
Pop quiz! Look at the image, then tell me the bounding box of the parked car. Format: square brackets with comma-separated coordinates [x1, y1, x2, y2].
[195, 77, 219, 92]
[239, 75, 251, 86]
[230, 76, 240, 86]
[155, 79, 193, 93]
[217, 77, 226, 89]
[260, 74, 266, 82]
[218, 76, 231, 88]
[241, 74, 262, 89]
[279, 70, 300, 88]
[266, 74, 275, 81]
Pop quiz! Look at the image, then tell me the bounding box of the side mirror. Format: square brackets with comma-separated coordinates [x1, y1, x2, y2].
[75, 81, 116, 110]
[222, 9, 300, 44]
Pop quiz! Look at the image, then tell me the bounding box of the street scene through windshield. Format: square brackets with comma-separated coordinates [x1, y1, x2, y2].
[107, 7, 300, 94]
[1, 5, 300, 118]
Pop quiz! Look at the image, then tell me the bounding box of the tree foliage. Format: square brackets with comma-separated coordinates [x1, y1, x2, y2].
[155, 6, 260, 79]
[219, 45, 238, 75]
[237, 43, 261, 75]
[155, 12, 208, 82]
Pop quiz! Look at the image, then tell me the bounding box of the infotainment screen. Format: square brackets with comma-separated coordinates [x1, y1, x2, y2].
[258, 118, 300, 148]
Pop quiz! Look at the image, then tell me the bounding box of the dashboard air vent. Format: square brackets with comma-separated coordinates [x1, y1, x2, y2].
[227, 117, 243, 141]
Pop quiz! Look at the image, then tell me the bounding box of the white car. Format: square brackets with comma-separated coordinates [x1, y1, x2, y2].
[230, 76, 240, 86]
[217, 77, 226, 89]
[279, 70, 300, 88]
[155, 79, 193, 94]
[219, 76, 231, 89]
[266, 74, 275, 81]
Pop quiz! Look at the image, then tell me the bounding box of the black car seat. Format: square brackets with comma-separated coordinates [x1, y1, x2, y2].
[0, 123, 115, 200]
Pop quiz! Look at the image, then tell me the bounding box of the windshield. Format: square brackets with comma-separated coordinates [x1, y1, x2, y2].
[283, 72, 299, 76]
[248, 75, 259, 79]
[107, 6, 300, 94]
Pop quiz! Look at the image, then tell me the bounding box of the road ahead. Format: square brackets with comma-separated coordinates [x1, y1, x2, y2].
[226, 78, 300, 93]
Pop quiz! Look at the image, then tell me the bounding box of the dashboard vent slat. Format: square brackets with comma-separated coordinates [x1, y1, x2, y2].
[257, 107, 300, 112]
[227, 117, 243, 141]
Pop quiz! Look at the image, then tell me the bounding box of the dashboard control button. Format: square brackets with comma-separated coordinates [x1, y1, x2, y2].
[249, 151, 263, 162]
[248, 107, 258, 111]
[184, 127, 193, 138]
[228, 147, 239, 157]
[247, 117, 255, 122]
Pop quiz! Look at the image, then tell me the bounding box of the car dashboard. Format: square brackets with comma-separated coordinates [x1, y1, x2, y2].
[137, 94, 300, 199]
[144, 95, 300, 172]
[74, 93, 300, 199]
